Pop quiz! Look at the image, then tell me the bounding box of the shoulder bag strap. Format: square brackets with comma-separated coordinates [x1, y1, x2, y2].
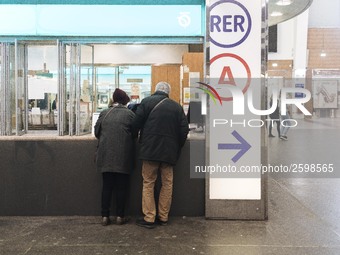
[137, 98, 168, 142]
[101, 106, 115, 124]
[147, 97, 168, 120]
[96, 106, 116, 140]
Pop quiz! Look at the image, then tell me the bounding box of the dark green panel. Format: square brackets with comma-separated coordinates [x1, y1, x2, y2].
[0, 0, 204, 5]
[0, 139, 204, 216]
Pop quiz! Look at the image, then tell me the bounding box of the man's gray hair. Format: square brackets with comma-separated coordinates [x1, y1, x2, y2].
[155, 82, 171, 95]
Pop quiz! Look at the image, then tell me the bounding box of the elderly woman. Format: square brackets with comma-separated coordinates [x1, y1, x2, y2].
[94, 88, 136, 226]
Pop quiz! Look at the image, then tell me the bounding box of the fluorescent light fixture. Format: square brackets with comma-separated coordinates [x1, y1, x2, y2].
[276, 0, 292, 6]
[270, 12, 283, 17]
[320, 52, 327, 57]
[272, 63, 278, 67]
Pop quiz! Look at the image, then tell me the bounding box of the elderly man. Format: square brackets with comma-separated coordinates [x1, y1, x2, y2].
[132, 81, 189, 229]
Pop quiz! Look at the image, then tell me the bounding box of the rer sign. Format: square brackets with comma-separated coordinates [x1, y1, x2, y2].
[209, 0, 252, 48]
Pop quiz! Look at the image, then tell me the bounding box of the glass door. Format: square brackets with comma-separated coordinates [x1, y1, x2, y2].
[2, 41, 58, 136]
[78, 45, 94, 135]
[15, 40, 27, 135]
[25, 42, 58, 134]
[0, 42, 15, 135]
[58, 41, 67, 136]
[60, 42, 94, 136]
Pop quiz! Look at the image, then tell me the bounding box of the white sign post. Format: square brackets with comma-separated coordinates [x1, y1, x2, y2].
[206, 0, 267, 219]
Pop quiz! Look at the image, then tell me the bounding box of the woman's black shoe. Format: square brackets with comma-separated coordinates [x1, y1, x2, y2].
[116, 216, 130, 225]
[101, 217, 111, 226]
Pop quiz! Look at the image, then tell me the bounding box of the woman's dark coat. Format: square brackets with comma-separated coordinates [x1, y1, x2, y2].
[95, 105, 135, 174]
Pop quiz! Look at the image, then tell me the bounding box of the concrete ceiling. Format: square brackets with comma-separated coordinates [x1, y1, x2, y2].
[269, 0, 313, 26]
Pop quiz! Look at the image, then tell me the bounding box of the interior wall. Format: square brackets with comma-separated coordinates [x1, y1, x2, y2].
[26, 44, 189, 70]
[151, 64, 181, 103]
[307, 28, 340, 69]
[93, 44, 188, 64]
[268, 18, 295, 61]
[270, 0, 340, 63]
[308, 0, 340, 28]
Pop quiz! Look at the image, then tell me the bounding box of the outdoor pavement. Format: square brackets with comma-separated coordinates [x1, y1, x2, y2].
[1, 118, 340, 255]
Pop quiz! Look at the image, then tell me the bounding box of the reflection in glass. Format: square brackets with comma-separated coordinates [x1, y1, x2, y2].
[27, 45, 58, 133]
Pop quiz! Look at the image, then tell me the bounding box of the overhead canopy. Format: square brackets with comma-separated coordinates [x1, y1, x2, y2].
[269, 0, 313, 26]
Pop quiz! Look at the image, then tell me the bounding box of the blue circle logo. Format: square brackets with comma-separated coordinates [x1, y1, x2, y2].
[209, 0, 252, 48]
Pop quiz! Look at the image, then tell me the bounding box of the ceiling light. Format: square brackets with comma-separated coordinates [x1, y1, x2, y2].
[272, 63, 278, 67]
[276, 0, 292, 6]
[270, 12, 283, 17]
[320, 52, 326, 57]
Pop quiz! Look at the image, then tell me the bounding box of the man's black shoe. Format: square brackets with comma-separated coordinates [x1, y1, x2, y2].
[136, 218, 155, 229]
[156, 217, 168, 226]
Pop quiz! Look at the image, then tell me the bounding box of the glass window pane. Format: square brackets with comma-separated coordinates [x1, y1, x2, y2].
[78, 44, 93, 134]
[95, 66, 116, 111]
[16, 43, 26, 135]
[118, 65, 151, 103]
[27, 45, 58, 134]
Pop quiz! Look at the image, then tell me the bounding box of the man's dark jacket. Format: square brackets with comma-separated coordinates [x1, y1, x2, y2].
[131, 91, 189, 166]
